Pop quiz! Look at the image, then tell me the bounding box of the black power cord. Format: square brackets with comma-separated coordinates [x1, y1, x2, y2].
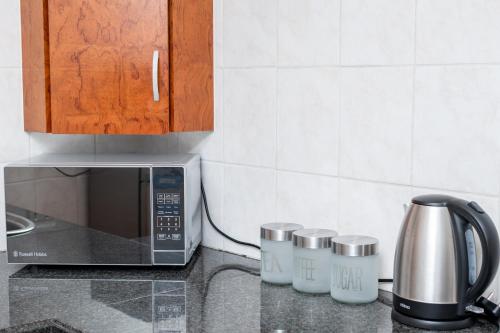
[477, 295, 500, 332]
[203, 264, 260, 298]
[201, 181, 394, 284]
[201, 181, 260, 250]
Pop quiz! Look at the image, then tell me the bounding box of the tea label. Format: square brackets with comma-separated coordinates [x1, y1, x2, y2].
[261, 250, 283, 273]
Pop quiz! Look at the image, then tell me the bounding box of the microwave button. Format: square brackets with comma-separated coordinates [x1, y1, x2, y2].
[172, 234, 181, 241]
[157, 216, 173, 227]
[165, 194, 172, 204]
[172, 194, 181, 204]
[173, 217, 180, 227]
[157, 234, 167, 241]
[156, 193, 165, 204]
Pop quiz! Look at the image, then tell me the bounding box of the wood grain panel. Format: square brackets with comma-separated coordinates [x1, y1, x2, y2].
[48, 0, 170, 134]
[21, 0, 51, 132]
[169, 0, 214, 132]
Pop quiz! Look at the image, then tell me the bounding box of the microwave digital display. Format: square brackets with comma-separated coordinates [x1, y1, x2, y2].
[159, 178, 176, 185]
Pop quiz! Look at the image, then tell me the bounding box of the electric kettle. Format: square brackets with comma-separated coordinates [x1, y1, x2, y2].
[392, 194, 500, 330]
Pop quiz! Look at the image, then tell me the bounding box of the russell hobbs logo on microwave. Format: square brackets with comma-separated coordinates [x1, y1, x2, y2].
[13, 250, 47, 257]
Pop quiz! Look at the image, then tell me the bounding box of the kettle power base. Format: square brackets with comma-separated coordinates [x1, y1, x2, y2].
[391, 309, 474, 331]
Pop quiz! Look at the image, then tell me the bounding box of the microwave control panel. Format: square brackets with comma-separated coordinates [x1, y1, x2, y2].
[152, 167, 185, 254]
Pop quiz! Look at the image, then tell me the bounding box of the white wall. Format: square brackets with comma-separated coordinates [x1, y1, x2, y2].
[1, 0, 500, 288]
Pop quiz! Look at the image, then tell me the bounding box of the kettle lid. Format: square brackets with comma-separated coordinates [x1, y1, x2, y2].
[412, 194, 456, 207]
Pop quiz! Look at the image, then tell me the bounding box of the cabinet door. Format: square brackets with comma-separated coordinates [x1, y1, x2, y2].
[48, 0, 169, 134]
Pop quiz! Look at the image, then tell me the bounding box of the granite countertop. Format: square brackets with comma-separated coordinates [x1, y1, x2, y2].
[0, 247, 496, 333]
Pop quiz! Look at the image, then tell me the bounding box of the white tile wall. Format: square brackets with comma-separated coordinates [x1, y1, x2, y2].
[223, 0, 277, 67]
[224, 69, 276, 167]
[0, 0, 21, 67]
[1, 0, 500, 293]
[340, 66, 413, 184]
[413, 66, 500, 195]
[223, 164, 276, 259]
[277, 170, 338, 230]
[0, 68, 29, 163]
[30, 134, 95, 155]
[277, 68, 339, 175]
[278, 0, 340, 66]
[341, 0, 415, 65]
[417, 0, 500, 64]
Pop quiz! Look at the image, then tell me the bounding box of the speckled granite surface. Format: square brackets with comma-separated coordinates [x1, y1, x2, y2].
[0, 247, 496, 333]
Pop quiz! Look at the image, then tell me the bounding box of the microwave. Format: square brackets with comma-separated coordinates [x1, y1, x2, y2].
[3, 154, 201, 266]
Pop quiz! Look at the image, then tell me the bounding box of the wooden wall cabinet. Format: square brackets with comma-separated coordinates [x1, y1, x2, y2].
[21, 0, 213, 135]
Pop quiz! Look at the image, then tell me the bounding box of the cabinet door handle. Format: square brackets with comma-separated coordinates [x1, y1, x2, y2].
[152, 50, 160, 102]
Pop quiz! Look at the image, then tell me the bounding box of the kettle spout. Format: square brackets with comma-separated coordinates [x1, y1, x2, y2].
[403, 203, 410, 213]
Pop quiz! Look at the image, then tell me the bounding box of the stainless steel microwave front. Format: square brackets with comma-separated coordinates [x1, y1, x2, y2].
[3, 154, 201, 266]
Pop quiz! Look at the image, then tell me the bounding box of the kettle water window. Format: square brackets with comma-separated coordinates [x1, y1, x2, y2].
[465, 228, 478, 285]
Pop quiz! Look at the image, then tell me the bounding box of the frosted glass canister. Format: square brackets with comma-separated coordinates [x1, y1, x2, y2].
[292, 229, 338, 294]
[330, 235, 379, 304]
[260, 223, 304, 284]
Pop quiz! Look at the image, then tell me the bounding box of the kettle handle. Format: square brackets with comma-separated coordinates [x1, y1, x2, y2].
[448, 199, 500, 303]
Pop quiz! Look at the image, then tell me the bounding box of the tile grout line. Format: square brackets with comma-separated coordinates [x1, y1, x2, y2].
[337, 0, 343, 231]
[221, 63, 500, 70]
[409, 0, 418, 187]
[274, 0, 280, 224]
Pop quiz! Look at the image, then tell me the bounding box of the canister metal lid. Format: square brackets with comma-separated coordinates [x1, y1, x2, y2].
[292, 228, 338, 249]
[332, 235, 379, 257]
[260, 223, 304, 241]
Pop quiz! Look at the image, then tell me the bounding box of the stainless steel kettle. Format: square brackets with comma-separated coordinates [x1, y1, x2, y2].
[392, 194, 500, 330]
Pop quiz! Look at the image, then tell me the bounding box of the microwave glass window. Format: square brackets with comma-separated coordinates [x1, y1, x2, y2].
[4, 167, 152, 265]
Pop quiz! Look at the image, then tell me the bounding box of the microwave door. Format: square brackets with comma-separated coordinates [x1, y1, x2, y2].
[5, 167, 152, 265]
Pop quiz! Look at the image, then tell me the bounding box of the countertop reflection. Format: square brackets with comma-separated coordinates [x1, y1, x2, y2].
[0, 247, 495, 333]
